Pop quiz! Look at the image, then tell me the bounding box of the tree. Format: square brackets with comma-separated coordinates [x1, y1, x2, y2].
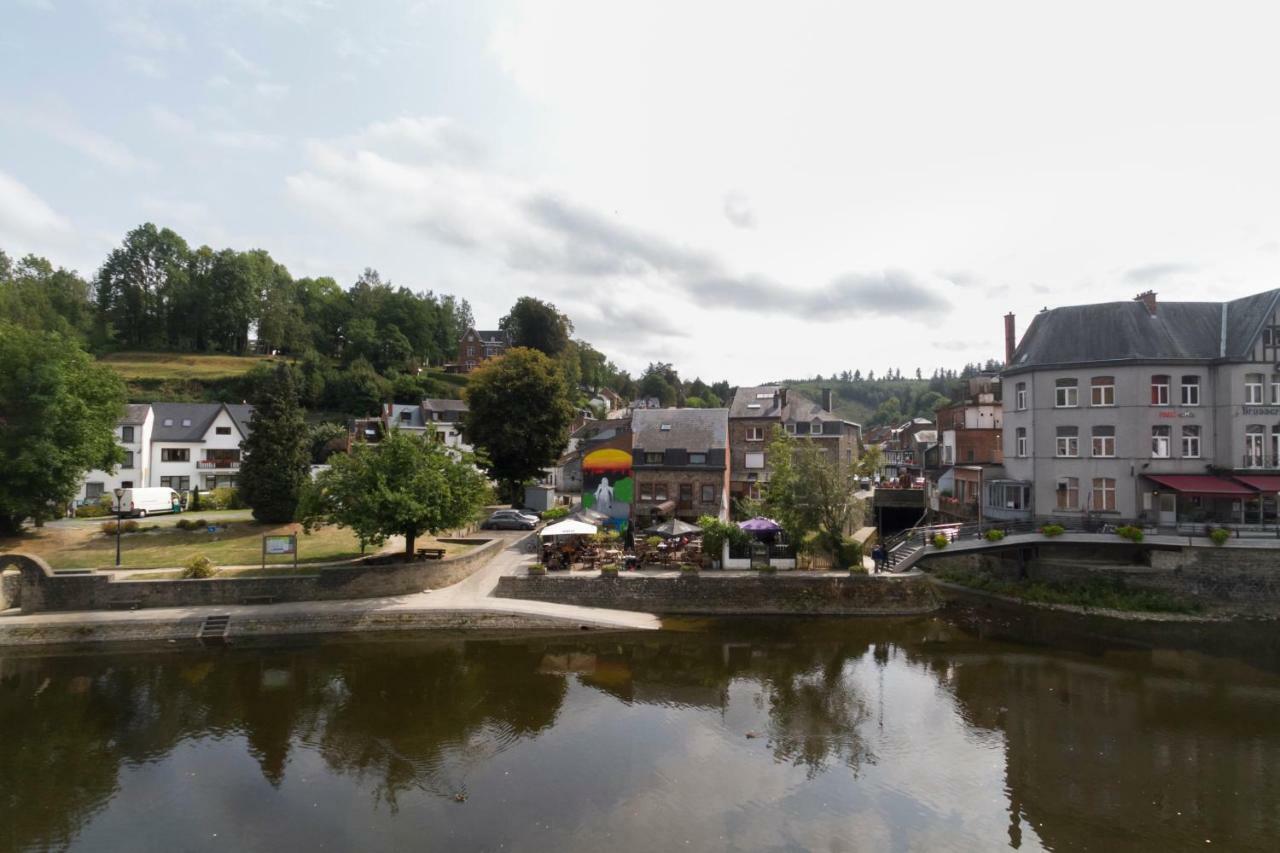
[238, 364, 310, 523]
[463, 347, 575, 502]
[94, 223, 190, 349]
[302, 430, 490, 557]
[499, 297, 573, 356]
[0, 325, 124, 534]
[761, 429, 865, 568]
[856, 445, 884, 481]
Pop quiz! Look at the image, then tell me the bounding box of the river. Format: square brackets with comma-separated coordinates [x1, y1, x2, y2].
[2, 608, 1278, 852]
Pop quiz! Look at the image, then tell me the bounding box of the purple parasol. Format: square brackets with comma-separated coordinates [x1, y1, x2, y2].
[739, 517, 782, 532]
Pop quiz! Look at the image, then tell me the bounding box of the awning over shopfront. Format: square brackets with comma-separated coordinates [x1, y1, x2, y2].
[1233, 475, 1280, 493]
[1144, 474, 1257, 496]
[654, 499, 676, 514]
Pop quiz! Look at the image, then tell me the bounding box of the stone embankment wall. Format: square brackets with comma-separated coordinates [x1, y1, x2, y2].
[1, 569, 18, 611]
[2, 538, 502, 613]
[495, 572, 940, 616]
[928, 542, 1280, 612]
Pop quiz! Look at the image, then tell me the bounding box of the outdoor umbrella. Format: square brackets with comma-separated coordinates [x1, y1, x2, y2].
[571, 506, 610, 526]
[540, 519, 599, 537]
[738, 517, 783, 533]
[643, 518, 700, 538]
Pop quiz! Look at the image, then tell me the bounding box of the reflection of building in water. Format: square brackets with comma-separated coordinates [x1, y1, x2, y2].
[942, 647, 1280, 852]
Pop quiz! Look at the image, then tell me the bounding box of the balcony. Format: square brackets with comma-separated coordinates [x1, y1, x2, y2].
[197, 458, 241, 470]
[1242, 454, 1280, 470]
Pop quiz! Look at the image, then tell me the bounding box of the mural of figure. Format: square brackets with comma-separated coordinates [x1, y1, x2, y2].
[594, 477, 614, 515]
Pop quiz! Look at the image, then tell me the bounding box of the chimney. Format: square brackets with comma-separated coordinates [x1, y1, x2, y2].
[1003, 312, 1016, 365]
[821, 388, 833, 412]
[779, 388, 789, 409]
[1134, 290, 1158, 316]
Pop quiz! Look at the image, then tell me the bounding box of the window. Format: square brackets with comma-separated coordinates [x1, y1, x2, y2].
[1090, 376, 1115, 407]
[1091, 477, 1117, 512]
[1246, 373, 1265, 404]
[1181, 425, 1201, 458]
[1091, 425, 1115, 458]
[85, 482, 104, 499]
[181, 418, 192, 427]
[701, 484, 715, 502]
[689, 452, 707, 465]
[1246, 425, 1265, 467]
[644, 452, 664, 464]
[988, 482, 1029, 510]
[162, 418, 173, 427]
[161, 448, 189, 462]
[160, 476, 190, 491]
[1055, 477, 1079, 510]
[745, 452, 765, 469]
[811, 420, 824, 435]
[745, 427, 764, 441]
[1150, 375, 1170, 406]
[1015, 382, 1027, 411]
[216, 425, 232, 435]
[121, 451, 134, 469]
[1055, 426, 1078, 457]
[1180, 376, 1200, 406]
[1151, 425, 1171, 458]
[1015, 427, 1028, 457]
[1054, 378, 1078, 408]
[1272, 375, 1280, 405]
[120, 481, 133, 489]
[399, 411, 411, 422]
[639, 482, 653, 500]
[121, 426, 135, 443]
[653, 482, 668, 501]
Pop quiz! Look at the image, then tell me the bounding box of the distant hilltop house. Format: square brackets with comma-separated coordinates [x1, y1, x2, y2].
[78, 402, 254, 503]
[450, 327, 511, 373]
[349, 398, 473, 456]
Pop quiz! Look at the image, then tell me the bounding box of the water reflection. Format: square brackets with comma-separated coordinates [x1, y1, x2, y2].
[1, 615, 1278, 852]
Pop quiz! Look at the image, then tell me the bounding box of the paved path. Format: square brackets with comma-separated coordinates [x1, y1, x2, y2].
[0, 532, 660, 642]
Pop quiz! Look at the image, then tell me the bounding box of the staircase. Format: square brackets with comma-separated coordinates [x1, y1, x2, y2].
[197, 614, 231, 644]
[885, 538, 925, 571]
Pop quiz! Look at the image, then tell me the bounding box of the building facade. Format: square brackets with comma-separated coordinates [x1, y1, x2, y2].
[455, 328, 510, 373]
[630, 408, 729, 525]
[934, 376, 1004, 522]
[1000, 289, 1280, 525]
[78, 404, 154, 503]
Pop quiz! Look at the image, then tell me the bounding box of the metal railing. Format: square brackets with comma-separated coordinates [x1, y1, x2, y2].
[197, 459, 241, 470]
[1241, 454, 1279, 469]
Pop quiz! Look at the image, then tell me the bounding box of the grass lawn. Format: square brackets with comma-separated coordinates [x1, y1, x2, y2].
[100, 351, 283, 381]
[2, 519, 478, 571]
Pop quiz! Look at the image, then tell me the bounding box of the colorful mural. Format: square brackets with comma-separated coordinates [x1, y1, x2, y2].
[581, 447, 633, 531]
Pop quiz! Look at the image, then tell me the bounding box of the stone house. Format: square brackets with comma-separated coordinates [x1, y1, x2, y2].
[630, 408, 729, 525]
[454, 327, 510, 373]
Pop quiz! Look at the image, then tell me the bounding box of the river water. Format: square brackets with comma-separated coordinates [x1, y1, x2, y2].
[2, 608, 1278, 853]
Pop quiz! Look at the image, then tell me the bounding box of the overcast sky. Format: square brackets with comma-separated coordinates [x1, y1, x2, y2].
[4, 1, 1280, 384]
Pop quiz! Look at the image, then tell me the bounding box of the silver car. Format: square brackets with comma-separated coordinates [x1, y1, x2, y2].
[481, 509, 539, 530]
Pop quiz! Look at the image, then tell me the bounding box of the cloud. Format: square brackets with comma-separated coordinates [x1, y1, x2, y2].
[149, 105, 196, 135]
[936, 269, 979, 288]
[255, 82, 290, 100]
[109, 15, 186, 51]
[25, 111, 149, 172]
[575, 303, 690, 341]
[0, 170, 71, 242]
[934, 339, 976, 352]
[690, 269, 950, 320]
[1123, 262, 1197, 284]
[722, 190, 755, 228]
[148, 105, 282, 151]
[225, 46, 265, 76]
[123, 54, 165, 78]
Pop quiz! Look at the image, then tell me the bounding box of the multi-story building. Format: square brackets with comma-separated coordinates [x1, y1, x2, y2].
[630, 408, 729, 525]
[934, 376, 1004, 521]
[77, 402, 253, 502]
[999, 289, 1280, 526]
[455, 328, 510, 373]
[383, 399, 472, 453]
[727, 386, 861, 509]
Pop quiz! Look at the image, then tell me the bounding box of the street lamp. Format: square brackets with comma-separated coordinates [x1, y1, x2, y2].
[113, 487, 125, 567]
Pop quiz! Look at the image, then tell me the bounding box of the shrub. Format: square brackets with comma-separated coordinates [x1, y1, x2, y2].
[679, 562, 699, 574]
[697, 515, 748, 559]
[77, 502, 112, 518]
[1115, 525, 1144, 543]
[985, 529, 1006, 542]
[541, 506, 569, 521]
[599, 563, 620, 576]
[181, 555, 215, 579]
[644, 536, 663, 549]
[837, 539, 863, 569]
[932, 533, 950, 550]
[1041, 524, 1065, 538]
[189, 486, 201, 512]
[100, 520, 140, 535]
[526, 562, 547, 575]
[1209, 527, 1231, 546]
[204, 487, 245, 511]
[122, 520, 140, 533]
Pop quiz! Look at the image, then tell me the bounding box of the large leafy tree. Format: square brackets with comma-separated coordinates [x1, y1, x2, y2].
[302, 430, 490, 557]
[94, 223, 190, 349]
[0, 251, 95, 345]
[463, 347, 575, 502]
[0, 325, 125, 534]
[239, 364, 310, 523]
[762, 429, 865, 568]
[499, 297, 573, 357]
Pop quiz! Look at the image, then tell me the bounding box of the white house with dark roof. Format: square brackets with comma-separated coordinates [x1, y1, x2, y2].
[1000, 288, 1280, 526]
[78, 404, 154, 503]
[382, 398, 472, 454]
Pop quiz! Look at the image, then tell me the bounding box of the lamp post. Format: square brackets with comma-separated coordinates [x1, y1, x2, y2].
[113, 487, 125, 567]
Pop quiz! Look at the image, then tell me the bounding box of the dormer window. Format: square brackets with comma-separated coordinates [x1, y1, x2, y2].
[181, 418, 192, 427]
[400, 411, 411, 422]
[660, 423, 671, 431]
[811, 419, 823, 435]
[746, 403, 761, 410]
[163, 418, 174, 426]
[755, 393, 773, 399]
[689, 452, 707, 465]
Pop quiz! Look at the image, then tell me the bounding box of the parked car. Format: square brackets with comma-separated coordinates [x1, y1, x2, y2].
[481, 509, 539, 530]
[859, 478, 872, 490]
[113, 487, 184, 518]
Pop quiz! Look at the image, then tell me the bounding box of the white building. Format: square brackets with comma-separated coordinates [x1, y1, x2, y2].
[77, 402, 254, 504]
[383, 399, 472, 454]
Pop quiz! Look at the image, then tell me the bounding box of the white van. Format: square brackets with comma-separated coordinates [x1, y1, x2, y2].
[115, 487, 184, 517]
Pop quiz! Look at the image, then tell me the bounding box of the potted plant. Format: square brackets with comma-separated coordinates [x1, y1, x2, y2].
[1041, 523, 1065, 538]
[1209, 527, 1231, 546]
[1115, 525, 1144, 543]
[599, 562, 620, 578]
[984, 528, 1006, 542]
[679, 562, 699, 575]
[932, 533, 950, 550]
[527, 562, 547, 576]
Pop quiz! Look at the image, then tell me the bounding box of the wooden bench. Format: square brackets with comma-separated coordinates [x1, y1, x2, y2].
[416, 547, 447, 560]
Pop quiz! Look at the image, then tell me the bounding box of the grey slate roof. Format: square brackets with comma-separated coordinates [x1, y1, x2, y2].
[475, 330, 509, 345]
[151, 402, 253, 442]
[1008, 289, 1280, 374]
[120, 403, 151, 425]
[632, 408, 728, 452]
[388, 404, 427, 428]
[729, 385, 842, 422]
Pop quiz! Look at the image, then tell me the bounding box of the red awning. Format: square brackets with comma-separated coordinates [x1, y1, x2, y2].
[1234, 475, 1280, 493]
[1144, 474, 1257, 496]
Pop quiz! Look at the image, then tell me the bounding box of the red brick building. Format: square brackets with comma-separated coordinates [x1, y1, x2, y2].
[455, 328, 511, 373]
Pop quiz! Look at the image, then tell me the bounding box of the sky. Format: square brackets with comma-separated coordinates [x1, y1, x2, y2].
[4, 0, 1280, 385]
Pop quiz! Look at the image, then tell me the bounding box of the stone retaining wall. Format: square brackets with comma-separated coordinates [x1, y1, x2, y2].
[1, 538, 504, 613]
[495, 572, 940, 616]
[1, 569, 18, 611]
[928, 542, 1280, 613]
